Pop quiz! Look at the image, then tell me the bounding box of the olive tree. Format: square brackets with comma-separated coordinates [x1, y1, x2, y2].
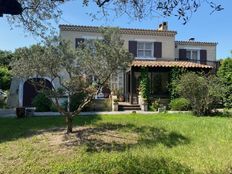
[11, 27, 132, 133]
[2, 0, 223, 36]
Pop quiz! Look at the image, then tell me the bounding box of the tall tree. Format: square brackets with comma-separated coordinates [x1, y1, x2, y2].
[217, 57, 232, 108]
[11, 27, 132, 133]
[2, 0, 223, 37]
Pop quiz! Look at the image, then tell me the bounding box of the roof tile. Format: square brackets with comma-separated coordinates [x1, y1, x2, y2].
[59, 25, 177, 37]
[131, 60, 212, 69]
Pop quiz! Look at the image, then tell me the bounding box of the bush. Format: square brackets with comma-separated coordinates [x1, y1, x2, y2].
[50, 103, 58, 112]
[175, 72, 225, 115]
[0, 66, 11, 90]
[170, 98, 190, 111]
[62, 93, 87, 112]
[149, 100, 160, 111]
[32, 93, 52, 112]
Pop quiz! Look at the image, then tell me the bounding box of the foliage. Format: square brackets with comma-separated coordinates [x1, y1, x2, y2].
[149, 99, 160, 111]
[0, 100, 6, 109]
[50, 103, 58, 112]
[11, 27, 132, 133]
[169, 67, 187, 99]
[113, 98, 119, 103]
[0, 66, 11, 90]
[170, 98, 190, 111]
[139, 67, 150, 100]
[32, 93, 52, 112]
[0, 50, 14, 90]
[1, 114, 232, 173]
[0, 50, 14, 67]
[217, 58, 232, 108]
[62, 93, 87, 112]
[175, 72, 225, 115]
[5, 1, 223, 36]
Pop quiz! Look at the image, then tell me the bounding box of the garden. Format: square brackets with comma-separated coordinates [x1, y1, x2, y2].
[1, 113, 232, 174]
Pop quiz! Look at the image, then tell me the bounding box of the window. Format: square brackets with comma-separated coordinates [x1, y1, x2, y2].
[137, 42, 153, 58]
[110, 71, 124, 92]
[186, 50, 199, 61]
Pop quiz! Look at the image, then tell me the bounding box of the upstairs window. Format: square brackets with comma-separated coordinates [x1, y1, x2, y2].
[186, 50, 199, 61]
[137, 42, 153, 58]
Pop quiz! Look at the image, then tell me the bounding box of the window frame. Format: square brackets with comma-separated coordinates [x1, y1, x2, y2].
[186, 49, 200, 61]
[137, 42, 154, 59]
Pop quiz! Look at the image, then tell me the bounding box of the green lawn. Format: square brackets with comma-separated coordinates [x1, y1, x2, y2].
[0, 114, 232, 174]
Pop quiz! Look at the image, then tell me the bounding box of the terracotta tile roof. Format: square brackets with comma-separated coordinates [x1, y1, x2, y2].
[175, 41, 217, 46]
[59, 25, 177, 37]
[131, 60, 212, 69]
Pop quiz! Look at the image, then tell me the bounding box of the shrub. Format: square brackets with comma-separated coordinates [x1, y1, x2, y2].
[0, 66, 11, 90]
[32, 93, 52, 112]
[175, 72, 225, 115]
[169, 67, 187, 99]
[50, 103, 58, 112]
[170, 98, 190, 111]
[149, 100, 160, 111]
[62, 93, 87, 112]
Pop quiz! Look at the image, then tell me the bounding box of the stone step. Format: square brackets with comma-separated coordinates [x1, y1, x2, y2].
[118, 105, 141, 111]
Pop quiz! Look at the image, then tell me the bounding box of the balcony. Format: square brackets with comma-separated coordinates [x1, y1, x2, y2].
[175, 58, 220, 69]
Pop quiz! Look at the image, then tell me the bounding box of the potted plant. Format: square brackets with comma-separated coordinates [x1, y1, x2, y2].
[112, 99, 119, 111]
[16, 106, 26, 118]
[119, 94, 125, 102]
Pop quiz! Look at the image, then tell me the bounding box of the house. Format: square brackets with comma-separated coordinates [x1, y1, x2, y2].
[7, 22, 218, 108]
[59, 22, 218, 105]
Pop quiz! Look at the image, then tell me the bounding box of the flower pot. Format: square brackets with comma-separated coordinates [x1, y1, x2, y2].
[119, 95, 125, 102]
[16, 107, 26, 118]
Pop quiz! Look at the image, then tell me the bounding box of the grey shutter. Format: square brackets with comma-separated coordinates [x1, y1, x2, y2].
[179, 49, 187, 60]
[154, 42, 162, 58]
[200, 50, 207, 64]
[128, 41, 137, 57]
[75, 38, 85, 48]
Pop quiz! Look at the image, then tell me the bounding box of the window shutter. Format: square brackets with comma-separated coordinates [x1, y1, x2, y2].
[179, 49, 187, 60]
[75, 38, 85, 48]
[154, 42, 162, 58]
[200, 50, 207, 64]
[128, 41, 137, 57]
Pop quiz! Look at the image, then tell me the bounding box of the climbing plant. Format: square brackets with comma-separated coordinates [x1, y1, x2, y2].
[139, 67, 150, 100]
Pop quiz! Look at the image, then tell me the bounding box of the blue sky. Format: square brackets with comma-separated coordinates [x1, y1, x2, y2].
[0, 1, 231, 59]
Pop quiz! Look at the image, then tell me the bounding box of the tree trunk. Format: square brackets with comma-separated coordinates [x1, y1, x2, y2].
[66, 115, 73, 134]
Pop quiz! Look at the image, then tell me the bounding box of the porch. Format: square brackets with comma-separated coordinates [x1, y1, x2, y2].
[124, 60, 213, 104]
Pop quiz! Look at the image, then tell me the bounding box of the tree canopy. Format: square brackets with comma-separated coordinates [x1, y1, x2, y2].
[217, 58, 232, 108]
[3, 0, 223, 37]
[11, 27, 132, 133]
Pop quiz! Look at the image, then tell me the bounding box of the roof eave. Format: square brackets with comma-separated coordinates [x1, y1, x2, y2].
[59, 24, 177, 37]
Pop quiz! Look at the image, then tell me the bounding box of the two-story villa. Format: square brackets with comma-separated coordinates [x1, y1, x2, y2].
[59, 22, 217, 105]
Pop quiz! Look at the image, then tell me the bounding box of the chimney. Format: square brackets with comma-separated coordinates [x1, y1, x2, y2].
[158, 22, 168, 31]
[189, 38, 195, 41]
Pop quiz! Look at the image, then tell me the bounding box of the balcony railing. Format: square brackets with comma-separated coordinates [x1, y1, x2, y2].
[175, 58, 220, 69]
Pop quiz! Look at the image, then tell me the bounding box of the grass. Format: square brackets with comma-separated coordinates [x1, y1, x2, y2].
[0, 113, 232, 173]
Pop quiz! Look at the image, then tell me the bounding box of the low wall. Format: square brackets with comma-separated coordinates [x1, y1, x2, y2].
[84, 99, 112, 112]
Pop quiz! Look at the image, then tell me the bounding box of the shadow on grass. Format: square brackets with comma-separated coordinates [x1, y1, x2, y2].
[64, 123, 190, 152]
[0, 115, 101, 143]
